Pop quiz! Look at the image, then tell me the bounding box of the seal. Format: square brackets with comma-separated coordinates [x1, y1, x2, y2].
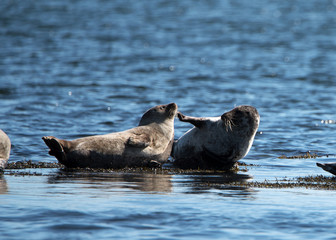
[0, 129, 11, 169]
[172, 105, 260, 170]
[316, 162, 336, 175]
[42, 103, 178, 168]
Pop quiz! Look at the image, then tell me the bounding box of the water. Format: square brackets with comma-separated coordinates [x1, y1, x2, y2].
[1, 0, 336, 239]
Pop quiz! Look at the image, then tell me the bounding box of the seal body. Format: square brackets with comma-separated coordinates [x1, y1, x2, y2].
[172, 105, 260, 170]
[42, 103, 177, 168]
[316, 162, 336, 175]
[0, 129, 11, 169]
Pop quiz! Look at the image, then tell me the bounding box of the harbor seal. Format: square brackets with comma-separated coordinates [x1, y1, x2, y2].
[0, 129, 11, 169]
[42, 103, 178, 168]
[172, 105, 260, 170]
[316, 162, 336, 175]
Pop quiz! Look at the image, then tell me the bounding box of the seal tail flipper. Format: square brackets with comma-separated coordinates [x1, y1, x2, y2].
[316, 162, 325, 169]
[316, 162, 336, 175]
[42, 136, 67, 164]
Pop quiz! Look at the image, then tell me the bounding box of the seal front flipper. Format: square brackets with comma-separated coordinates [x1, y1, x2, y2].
[42, 136, 68, 163]
[127, 134, 152, 148]
[148, 160, 162, 168]
[177, 112, 206, 128]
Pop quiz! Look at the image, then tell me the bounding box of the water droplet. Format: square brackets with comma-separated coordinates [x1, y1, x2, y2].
[68, 91, 72, 96]
[169, 65, 175, 71]
[321, 120, 336, 124]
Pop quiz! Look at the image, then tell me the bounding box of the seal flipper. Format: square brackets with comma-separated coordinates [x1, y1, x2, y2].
[177, 112, 206, 128]
[127, 134, 151, 148]
[316, 162, 336, 175]
[148, 160, 162, 168]
[42, 136, 67, 164]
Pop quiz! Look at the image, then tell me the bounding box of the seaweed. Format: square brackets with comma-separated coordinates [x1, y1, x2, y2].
[226, 175, 336, 190]
[4, 160, 252, 173]
[278, 151, 323, 159]
[4, 161, 336, 190]
[6, 160, 62, 169]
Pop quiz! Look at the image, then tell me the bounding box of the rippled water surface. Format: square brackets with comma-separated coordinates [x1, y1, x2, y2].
[1, 0, 336, 239]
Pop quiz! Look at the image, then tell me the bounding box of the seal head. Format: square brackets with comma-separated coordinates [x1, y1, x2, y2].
[139, 103, 177, 126]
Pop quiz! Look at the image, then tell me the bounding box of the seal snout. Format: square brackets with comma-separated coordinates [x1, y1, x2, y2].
[166, 102, 177, 111]
[166, 103, 178, 117]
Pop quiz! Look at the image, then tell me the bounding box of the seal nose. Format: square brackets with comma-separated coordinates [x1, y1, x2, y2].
[166, 103, 178, 118]
[166, 103, 177, 111]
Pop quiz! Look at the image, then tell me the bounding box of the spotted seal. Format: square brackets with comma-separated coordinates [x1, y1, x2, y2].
[172, 105, 260, 170]
[0, 129, 11, 169]
[42, 103, 178, 168]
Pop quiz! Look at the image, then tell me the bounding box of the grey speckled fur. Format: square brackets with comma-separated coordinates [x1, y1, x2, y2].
[0, 129, 11, 169]
[42, 103, 177, 168]
[172, 105, 260, 170]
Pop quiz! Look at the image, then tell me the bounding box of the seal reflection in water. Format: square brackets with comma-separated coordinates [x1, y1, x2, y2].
[42, 103, 178, 168]
[172, 105, 260, 170]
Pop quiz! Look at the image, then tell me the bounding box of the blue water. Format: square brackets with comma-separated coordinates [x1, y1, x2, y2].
[1, 0, 336, 239]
